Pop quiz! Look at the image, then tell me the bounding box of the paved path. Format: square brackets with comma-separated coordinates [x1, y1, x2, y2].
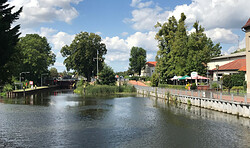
[128, 80, 148, 87]
[132, 84, 250, 104]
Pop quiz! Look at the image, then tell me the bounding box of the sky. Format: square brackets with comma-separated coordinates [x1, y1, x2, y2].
[8, 0, 250, 72]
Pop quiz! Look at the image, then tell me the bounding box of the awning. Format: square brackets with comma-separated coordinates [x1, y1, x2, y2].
[187, 75, 209, 80]
[178, 75, 190, 80]
[170, 76, 182, 81]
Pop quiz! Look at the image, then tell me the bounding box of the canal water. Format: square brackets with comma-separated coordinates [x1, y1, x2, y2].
[0, 90, 250, 147]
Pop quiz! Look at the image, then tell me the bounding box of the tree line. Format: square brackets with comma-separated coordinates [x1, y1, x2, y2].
[152, 13, 221, 85]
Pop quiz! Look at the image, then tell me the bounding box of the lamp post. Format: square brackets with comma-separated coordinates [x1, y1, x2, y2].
[19, 72, 30, 83]
[216, 65, 219, 92]
[93, 50, 102, 80]
[41, 73, 48, 86]
[19, 72, 30, 89]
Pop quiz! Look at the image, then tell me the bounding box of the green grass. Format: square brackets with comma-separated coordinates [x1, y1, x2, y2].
[158, 84, 186, 90]
[74, 85, 136, 96]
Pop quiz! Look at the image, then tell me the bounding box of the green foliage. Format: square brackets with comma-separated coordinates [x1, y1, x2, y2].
[212, 82, 219, 89]
[118, 85, 136, 93]
[49, 67, 58, 78]
[150, 72, 159, 87]
[129, 76, 140, 81]
[140, 76, 151, 81]
[158, 84, 186, 89]
[231, 48, 246, 54]
[98, 65, 116, 85]
[3, 84, 13, 92]
[231, 86, 244, 91]
[12, 34, 56, 84]
[61, 32, 107, 81]
[190, 83, 197, 90]
[0, 1, 22, 84]
[155, 13, 221, 81]
[129, 47, 146, 76]
[222, 72, 245, 90]
[75, 85, 136, 95]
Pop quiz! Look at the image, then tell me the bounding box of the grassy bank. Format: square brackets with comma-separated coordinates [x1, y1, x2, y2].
[74, 84, 136, 96]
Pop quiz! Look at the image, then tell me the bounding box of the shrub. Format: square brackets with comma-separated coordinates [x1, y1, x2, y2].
[231, 86, 244, 91]
[74, 85, 136, 95]
[158, 84, 186, 89]
[190, 83, 197, 90]
[150, 73, 159, 87]
[212, 82, 219, 89]
[3, 84, 13, 92]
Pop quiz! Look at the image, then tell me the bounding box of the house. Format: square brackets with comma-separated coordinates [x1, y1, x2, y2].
[207, 52, 245, 71]
[141, 61, 157, 77]
[209, 59, 246, 81]
[242, 18, 250, 94]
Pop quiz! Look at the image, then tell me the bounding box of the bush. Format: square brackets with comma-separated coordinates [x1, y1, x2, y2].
[190, 83, 197, 90]
[74, 84, 136, 95]
[150, 73, 159, 87]
[158, 84, 186, 89]
[129, 76, 140, 81]
[231, 86, 244, 91]
[3, 84, 13, 92]
[212, 82, 219, 89]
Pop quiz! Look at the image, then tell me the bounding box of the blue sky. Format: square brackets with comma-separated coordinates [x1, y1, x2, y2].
[9, 0, 250, 72]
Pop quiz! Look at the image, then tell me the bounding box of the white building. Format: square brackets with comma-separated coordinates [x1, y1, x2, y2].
[141, 61, 157, 77]
[207, 52, 246, 81]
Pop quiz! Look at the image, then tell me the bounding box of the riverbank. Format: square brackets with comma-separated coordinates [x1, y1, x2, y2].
[3, 85, 59, 98]
[136, 86, 250, 119]
[74, 84, 136, 96]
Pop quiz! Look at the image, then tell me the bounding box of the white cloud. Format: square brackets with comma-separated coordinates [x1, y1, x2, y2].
[126, 0, 250, 31]
[126, 31, 157, 51]
[54, 62, 65, 67]
[95, 32, 102, 35]
[103, 31, 157, 65]
[205, 28, 238, 44]
[146, 53, 154, 61]
[51, 32, 75, 50]
[9, 0, 82, 28]
[121, 32, 129, 36]
[130, 0, 153, 8]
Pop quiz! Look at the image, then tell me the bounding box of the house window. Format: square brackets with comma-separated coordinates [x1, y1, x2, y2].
[152, 70, 154, 72]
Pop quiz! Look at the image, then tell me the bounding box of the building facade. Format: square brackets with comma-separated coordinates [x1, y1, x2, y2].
[141, 61, 157, 77]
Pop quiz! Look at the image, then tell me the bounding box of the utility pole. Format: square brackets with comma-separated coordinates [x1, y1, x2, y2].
[93, 50, 102, 80]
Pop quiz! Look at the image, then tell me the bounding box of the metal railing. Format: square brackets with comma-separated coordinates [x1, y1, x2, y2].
[135, 85, 250, 104]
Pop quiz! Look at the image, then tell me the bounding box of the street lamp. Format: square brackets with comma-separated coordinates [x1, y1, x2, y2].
[216, 65, 219, 92]
[19, 72, 30, 89]
[41, 73, 48, 86]
[19, 72, 30, 83]
[93, 50, 102, 80]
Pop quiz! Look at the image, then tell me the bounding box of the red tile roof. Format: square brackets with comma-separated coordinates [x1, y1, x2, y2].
[212, 59, 246, 71]
[239, 65, 246, 71]
[146, 61, 157, 67]
[242, 18, 250, 30]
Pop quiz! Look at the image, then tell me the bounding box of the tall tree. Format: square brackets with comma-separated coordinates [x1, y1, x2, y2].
[155, 13, 221, 83]
[186, 21, 221, 75]
[129, 46, 146, 76]
[0, 0, 22, 84]
[155, 16, 178, 82]
[170, 13, 188, 76]
[16, 34, 56, 84]
[49, 67, 58, 78]
[61, 32, 107, 81]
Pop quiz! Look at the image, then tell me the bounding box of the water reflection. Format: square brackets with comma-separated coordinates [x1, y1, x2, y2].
[0, 91, 249, 147]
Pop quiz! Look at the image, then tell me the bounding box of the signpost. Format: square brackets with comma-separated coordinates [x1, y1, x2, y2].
[191, 72, 198, 85]
[30, 81, 33, 89]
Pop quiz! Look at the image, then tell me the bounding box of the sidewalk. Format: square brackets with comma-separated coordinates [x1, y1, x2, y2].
[133, 84, 250, 104]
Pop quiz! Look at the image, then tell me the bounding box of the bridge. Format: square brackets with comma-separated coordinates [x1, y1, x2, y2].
[56, 79, 79, 89]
